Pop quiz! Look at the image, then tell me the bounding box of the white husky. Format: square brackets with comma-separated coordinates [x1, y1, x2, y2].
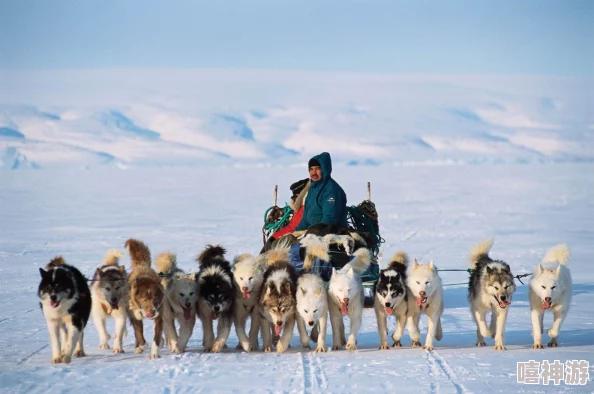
[529, 244, 572, 349]
[296, 273, 329, 353]
[158, 252, 198, 353]
[232, 253, 264, 352]
[327, 248, 372, 350]
[406, 259, 444, 351]
[90, 249, 128, 354]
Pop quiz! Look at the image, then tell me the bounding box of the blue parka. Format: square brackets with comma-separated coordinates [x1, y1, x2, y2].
[295, 152, 348, 231]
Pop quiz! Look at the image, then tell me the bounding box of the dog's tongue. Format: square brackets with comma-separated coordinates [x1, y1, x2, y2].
[340, 302, 348, 315]
[184, 308, 191, 320]
[50, 301, 59, 308]
[211, 311, 218, 320]
[110, 302, 119, 310]
[242, 291, 251, 300]
[499, 300, 511, 308]
[385, 307, 393, 315]
[274, 325, 282, 336]
[541, 301, 551, 310]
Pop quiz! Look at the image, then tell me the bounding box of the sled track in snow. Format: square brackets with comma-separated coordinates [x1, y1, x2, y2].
[299, 351, 328, 393]
[426, 350, 469, 394]
[17, 344, 49, 365]
[0, 308, 35, 324]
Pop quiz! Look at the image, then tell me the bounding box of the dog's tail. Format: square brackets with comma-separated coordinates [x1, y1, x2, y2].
[196, 245, 227, 268]
[264, 247, 290, 267]
[542, 244, 570, 266]
[301, 235, 330, 271]
[386, 251, 408, 270]
[45, 256, 66, 269]
[469, 238, 494, 269]
[103, 249, 124, 267]
[343, 248, 372, 275]
[155, 251, 177, 274]
[125, 238, 151, 270]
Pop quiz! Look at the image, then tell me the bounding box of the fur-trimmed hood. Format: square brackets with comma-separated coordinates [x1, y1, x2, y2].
[289, 180, 310, 211]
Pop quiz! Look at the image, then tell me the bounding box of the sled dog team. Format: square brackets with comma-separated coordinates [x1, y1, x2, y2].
[37, 237, 572, 364]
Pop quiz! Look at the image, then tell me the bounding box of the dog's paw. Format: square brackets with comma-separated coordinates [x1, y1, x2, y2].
[171, 345, 182, 354]
[392, 340, 402, 348]
[99, 343, 110, 350]
[494, 344, 506, 351]
[547, 339, 559, 348]
[112, 347, 124, 354]
[379, 343, 390, 350]
[532, 343, 544, 349]
[332, 344, 343, 351]
[203, 347, 212, 353]
[411, 340, 422, 348]
[51, 357, 62, 364]
[240, 342, 252, 352]
[235, 343, 243, 350]
[134, 346, 144, 354]
[422, 345, 434, 351]
[341, 337, 347, 346]
[476, 341, 487, 347]
[211, 341, 225, 353]
[73, 350, 86, 358]
[149, 353, 160, 360]
[60, 355, 71, 364]
[315, 346, 327, 353]
[276, 342, 288, 353]
[263, 346, 272, 353]
[346, 341, 357, 351]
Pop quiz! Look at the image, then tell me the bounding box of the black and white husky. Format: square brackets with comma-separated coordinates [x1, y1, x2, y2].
[196, 245, 235, 353]
[468, 239, 517, 350]
[374, 251, 408, 349]
[38, 256, 92, 364]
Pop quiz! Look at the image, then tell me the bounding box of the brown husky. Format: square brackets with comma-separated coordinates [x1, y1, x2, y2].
[126, 238, 165, 359]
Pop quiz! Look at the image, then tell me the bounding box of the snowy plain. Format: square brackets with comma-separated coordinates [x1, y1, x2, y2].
[0, 162, 593, 393]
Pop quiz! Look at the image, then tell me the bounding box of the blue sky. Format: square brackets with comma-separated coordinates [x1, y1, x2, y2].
[0, 0, 592, 74]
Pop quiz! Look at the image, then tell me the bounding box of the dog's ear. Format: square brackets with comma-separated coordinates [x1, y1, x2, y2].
[486, 266, 494, 275]
[119, 265, 126, 274]
[95, 268, 103, 279]
[346, 267, 354, 279]
[428, 259, 434, 270]
[502, 264, 510, 273]
[412, 259, 419, 269]
[300, 287, 307, 296]
[39, 268, 48, 279]
[282, 281, 292, 295]
[555, 263, 561, 276]
[262, 283, 273, 302]
[315, 287, 322, 296]
[538, 264, 544, 274]
[188, 273, 196, 281]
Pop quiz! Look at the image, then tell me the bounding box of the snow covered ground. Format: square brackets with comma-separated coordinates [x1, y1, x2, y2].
[0, 163, 593, 393]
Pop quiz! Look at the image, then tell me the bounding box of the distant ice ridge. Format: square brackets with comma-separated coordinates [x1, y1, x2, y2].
[0, 70, 591, 169]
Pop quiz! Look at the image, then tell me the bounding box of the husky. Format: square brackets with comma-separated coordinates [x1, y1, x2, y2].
[259, 248, 298, 353]
[90, 249, 128, 353]
[406, 259, 444, 351]
[38, 256, 91, 364]
[126, 238, 165, 359]
[232, 253, 264, 352]
[296, 273, 329, 352]
[327, 248, 372, 350]
[158, 252, 198, 353]
[196, 245, 235, 353]
[374, 251, 408, 350]
[468, 239, 516, 350]
[529, 244, 572, 349]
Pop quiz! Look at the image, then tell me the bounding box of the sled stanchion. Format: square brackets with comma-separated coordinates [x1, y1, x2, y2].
[273, 185, 278, 207]
[367, 182, 371, 201]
